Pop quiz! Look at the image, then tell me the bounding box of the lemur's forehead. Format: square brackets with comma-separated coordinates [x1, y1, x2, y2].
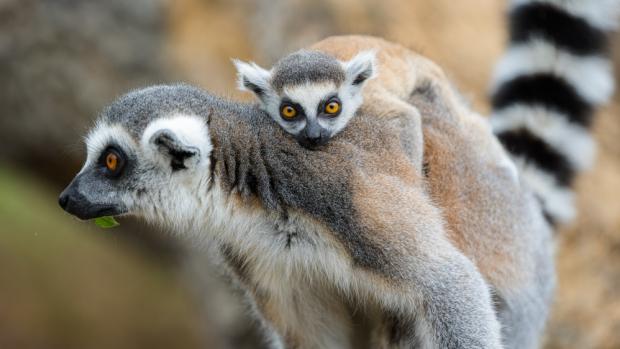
[85, 84, 214, 163]
[85, 113, 211, 167]
[85, 122, 137, 166]
[100, 84, 213, 139]
[271, 50, 345, 92]
[283, 82, 338, 109]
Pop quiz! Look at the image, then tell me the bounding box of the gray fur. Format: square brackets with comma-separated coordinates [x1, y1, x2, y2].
[100, 84, 395, 273]
[234, 49, 375, 148]
[410, 83, 555, 349]
[62, 84, 506, 347]
[209, 97, 404, 275]
[270, 50, 345, 91]
[102, 84, 218, 137]
[202, 83, 504, 347]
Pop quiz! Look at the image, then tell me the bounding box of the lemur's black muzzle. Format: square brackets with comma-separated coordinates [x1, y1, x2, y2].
[297, 121, 329, 150]
[59, 176, 123, 220]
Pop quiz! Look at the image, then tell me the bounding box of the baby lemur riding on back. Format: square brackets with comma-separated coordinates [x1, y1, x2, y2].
[234, 50, 375, 149]
[234, 41, 424, 163]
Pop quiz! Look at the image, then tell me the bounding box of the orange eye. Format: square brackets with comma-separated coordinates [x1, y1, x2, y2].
[280, 105, 297, 119]
[325, 101, 340, 115]
[106, 152, 118, 171]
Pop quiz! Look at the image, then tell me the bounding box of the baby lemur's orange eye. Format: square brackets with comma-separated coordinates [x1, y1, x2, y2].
[106, 152, 118, 171]
[280, 105, 297, 119]
[325, 101, 341, 115]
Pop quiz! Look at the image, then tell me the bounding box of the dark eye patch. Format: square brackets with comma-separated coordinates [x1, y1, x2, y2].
[98, 145, 127, 178]
[318, 94, 342, 117]
[279, 98, 306, 122]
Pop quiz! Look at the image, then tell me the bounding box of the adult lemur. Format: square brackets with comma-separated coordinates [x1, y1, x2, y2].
[58, 0, 616, 348]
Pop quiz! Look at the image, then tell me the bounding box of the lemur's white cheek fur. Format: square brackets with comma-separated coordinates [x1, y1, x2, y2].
[316, 84, 364, 135]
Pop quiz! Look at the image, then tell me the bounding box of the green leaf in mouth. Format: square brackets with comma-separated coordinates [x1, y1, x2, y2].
[94, 216, 120, 228]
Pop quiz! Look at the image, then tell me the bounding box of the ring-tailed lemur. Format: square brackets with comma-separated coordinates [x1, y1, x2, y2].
[233, 50, 377, 149]
[57, 1, 616, 348]
[490, 0, 618, 226]
[59, 83, 506, 348]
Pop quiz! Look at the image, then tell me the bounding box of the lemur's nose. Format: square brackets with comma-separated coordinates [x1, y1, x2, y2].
[307, 135, 321, 144]
[58, 193, 69, 209]
[305, 122, 321, 138]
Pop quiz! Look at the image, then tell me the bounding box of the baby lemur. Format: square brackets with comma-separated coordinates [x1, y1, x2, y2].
[233, 50, 375, 149]
[234, 41, 424, 161]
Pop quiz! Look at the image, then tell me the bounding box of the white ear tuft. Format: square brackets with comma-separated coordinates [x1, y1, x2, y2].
[342, 50, 377, 86]
[142, 115, 212, 171]
[232, 59, 273, 99]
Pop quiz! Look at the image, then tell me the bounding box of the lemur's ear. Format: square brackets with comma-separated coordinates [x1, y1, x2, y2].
[232, 59, 272, 100]
[342, 50, 377, 87]
[149, 129, 200, 171]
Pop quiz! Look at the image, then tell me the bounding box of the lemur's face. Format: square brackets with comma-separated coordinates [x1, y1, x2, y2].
[234, 50, 375, 149]
[59, 107, 213, 229]
[265, 81, 358, 149]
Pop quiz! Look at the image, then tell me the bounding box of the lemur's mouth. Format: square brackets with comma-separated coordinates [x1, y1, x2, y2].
[63, 202, 125, 221]
[58, 188, 126, 220]
[302, 143, 324, 151]
[298, 137, 329, 150]
[90, 205, 125, 220]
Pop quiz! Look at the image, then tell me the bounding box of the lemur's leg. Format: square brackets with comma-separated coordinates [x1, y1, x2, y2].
[217, 241, 354, 349]
[350, 182, 503, 349]
[366, 249, 503, 349]
[494, 285, 554, 349]
[408, 79, 557, 349]
[255, 286, 353, 349]
[215, 243, 287, 349]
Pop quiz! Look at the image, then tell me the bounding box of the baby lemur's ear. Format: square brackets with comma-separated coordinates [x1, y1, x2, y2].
[342, 50, 377, 87]
[232, 59, 273, 100]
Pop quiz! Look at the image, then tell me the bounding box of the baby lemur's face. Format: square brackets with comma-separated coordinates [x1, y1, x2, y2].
[234, 50, 375, 149]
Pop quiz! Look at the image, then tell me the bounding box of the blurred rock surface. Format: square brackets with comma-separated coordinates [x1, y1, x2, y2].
[0, 0, 168, 182]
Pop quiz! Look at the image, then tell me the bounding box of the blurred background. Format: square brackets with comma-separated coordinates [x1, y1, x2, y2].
[1, 0, 619, 348]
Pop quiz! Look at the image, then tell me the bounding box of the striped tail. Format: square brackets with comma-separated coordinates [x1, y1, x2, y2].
[490, 0, 618, 226]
